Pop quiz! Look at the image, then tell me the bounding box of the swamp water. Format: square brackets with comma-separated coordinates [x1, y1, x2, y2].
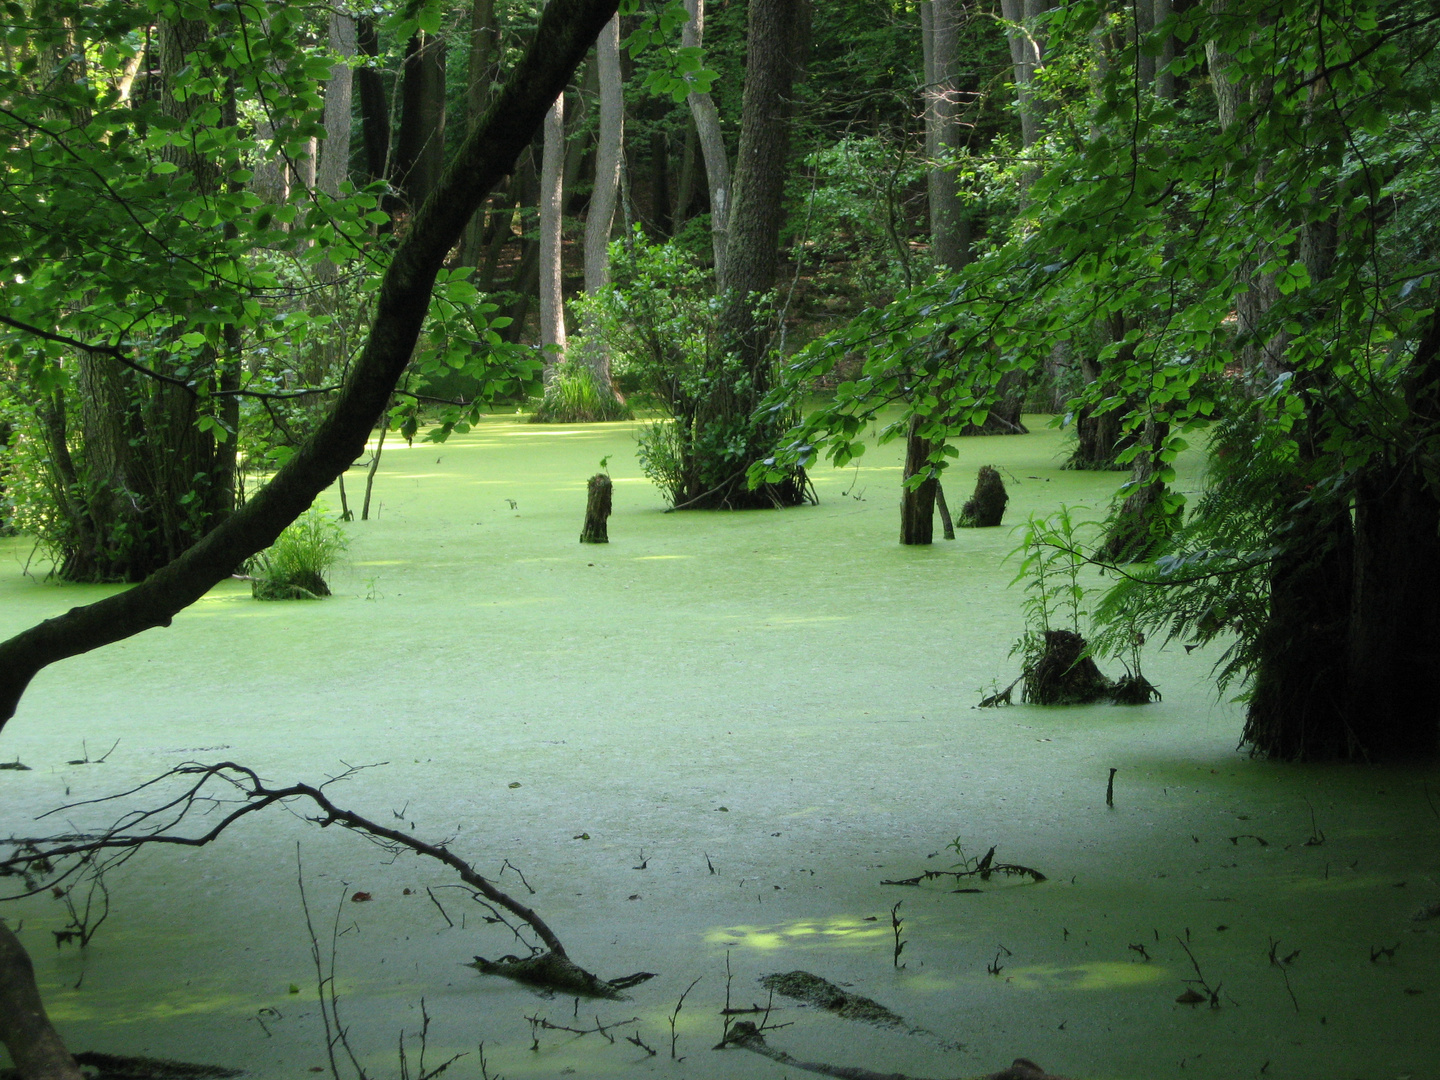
[1, 416, 1436, 1080]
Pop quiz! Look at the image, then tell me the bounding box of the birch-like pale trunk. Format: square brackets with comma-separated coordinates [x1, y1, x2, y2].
[682, 0, 731, 290]
[539, 93, 567, 372]
[579, 15, 623, 397]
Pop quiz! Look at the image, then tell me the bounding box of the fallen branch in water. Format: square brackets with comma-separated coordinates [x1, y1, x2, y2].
[0, 761, 641, 997]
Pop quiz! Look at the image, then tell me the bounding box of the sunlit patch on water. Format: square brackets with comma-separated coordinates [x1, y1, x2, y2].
[704, 916, 891, 951]
[999, 961, 1169, 991]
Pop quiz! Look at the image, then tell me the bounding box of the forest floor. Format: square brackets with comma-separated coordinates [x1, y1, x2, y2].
[1, 414, 1437, 1080]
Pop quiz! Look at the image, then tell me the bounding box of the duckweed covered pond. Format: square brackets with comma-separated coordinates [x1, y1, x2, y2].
[2, 415, 1437, 1080]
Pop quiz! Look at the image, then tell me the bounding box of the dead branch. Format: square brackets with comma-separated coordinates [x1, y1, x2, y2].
[0, 761, 638, 997]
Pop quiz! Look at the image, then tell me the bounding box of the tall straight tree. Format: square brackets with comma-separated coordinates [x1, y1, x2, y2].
[578, 14, 625, 402]
[539, 89, 568, 371]
[676, 0, 810, 509]
[682, 0, 731, 288]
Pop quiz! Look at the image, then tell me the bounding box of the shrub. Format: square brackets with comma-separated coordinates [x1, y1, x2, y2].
[529, 360, 632, 424]
[249, 507, 348, 600]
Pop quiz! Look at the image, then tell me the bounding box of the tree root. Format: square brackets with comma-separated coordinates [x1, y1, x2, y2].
[467, 951, 655, 999]
[723, 1022, 1073, 1080]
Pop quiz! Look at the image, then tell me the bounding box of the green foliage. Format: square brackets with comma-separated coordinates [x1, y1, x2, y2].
[530, 361, 632, 424]
[1009, 505, 1096, 639]
[248, 507, 348, 601]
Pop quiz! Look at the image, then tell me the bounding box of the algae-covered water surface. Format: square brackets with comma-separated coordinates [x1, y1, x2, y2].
[2, 417, 1437, 1080]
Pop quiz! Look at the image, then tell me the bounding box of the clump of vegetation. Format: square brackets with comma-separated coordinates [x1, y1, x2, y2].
[958, 465, 1009, 527]
[530, 360, 632, 424]
[1004, 507, 1158, 705]
[247, 508, 348, 601]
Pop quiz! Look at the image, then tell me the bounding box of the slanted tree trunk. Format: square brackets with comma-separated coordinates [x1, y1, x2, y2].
[682, 0, 731, 289]
[900, 416, 937, 545]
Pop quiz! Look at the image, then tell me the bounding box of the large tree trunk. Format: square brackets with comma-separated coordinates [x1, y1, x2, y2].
[50, 15, 239, 583]
[673, 0, 808, 510]
[393, 30, 447, 212]
[318, 14, 356, 201]
[921, 0, 969, 272]
[682, 0, 732, 289]
[1342, 309, 1440, 758]
[355, 16, 391, 186]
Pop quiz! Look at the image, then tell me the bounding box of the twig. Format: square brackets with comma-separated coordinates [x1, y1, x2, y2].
[522, 1012, 639, 1044]
[425, 886, 454, 928]
[1267, 937, 1300, 1013]
[1176, 936, 1222, 1008]
[890, 901, 907, 968]
[1106, 768, 1117, 807]
[670, 977, 702, 1060]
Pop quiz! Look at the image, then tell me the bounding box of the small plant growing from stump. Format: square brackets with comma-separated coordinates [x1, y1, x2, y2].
[580, 473, 613, 543]
[1004, 507, 1158, 704]
[248, 506, 348, 600]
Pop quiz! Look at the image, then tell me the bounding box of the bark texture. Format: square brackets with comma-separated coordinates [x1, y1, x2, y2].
[899, 417, 938, 545]
[580, 472, 613, 543]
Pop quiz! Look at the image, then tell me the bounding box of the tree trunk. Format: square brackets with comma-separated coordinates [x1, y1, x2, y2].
[682, 0, 732, 289]
[0, 921, 83, 1080]
[539, 91, 568, 372]
[922, 0, 969, 272]
[578, 15, 625, 401]
[1102, 416, 1171, 561]
[579, 472, 613, 542]
[319, 18, 357, 183]
[459, 0, 500, 266]
[676, 0, 809, 510]
[900, 416, 937, 545]
[356, 16, 391, 186]
[393, 30, 447, 212]
[1343, 309, 1440, 758]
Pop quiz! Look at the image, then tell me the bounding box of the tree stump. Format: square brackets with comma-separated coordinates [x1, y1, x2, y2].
[958, 465, 1008, 527]
[580, 473, 612, 543]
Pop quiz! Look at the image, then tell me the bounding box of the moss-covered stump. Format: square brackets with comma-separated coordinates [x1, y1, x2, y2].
[958, 466, 1008, 528]
[1110, 673, 1162, 704]
[1022, 630, 1114, 705]
[580, 472, 612, 543]
[251, 570, 329, 601]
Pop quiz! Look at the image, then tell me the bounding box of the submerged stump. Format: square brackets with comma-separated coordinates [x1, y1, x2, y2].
[580, 473, 612, 543]
[1022, 630, 1113, 705]
[958, 465, 1008, 528]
